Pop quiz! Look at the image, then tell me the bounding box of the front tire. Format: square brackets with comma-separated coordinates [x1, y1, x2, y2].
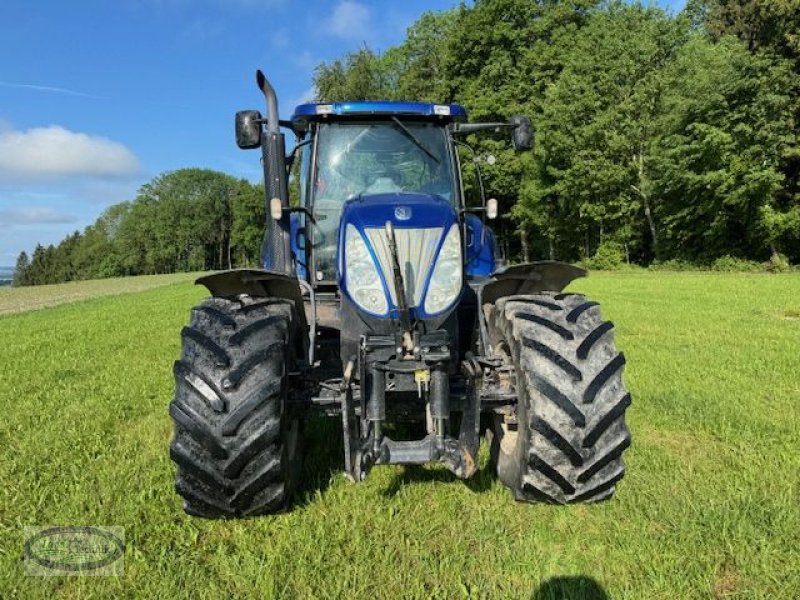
[169, 295, 302, 518]
[488, 293, 632, 503]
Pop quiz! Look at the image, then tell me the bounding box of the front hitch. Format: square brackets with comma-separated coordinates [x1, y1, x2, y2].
[344, 333, 479, 482]
[357, 434, 477, 480]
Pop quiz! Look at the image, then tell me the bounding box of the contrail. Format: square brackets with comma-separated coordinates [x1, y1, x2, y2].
[0, 81, 106, 99]
[0, 80, 192, 109]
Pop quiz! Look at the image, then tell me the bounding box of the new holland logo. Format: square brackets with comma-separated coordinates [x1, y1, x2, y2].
[394, 206, 412, 220]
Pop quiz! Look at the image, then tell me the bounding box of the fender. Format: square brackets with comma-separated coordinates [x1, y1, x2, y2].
[473, 261, 587, 356]
[196, 268, 309, 334]
[481, 261, 586, 306]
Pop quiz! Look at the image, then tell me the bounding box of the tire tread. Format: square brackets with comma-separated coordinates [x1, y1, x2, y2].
[491, 292, 632, 504]
[169, 296, 299, 518]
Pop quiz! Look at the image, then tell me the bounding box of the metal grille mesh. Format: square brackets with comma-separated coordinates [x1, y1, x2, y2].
[364, 227, 443, 306]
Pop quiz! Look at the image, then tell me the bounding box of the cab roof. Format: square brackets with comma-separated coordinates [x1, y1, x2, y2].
[291, 101, 468, 128]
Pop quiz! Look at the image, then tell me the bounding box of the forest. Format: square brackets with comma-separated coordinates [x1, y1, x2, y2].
[13, 170, 266, 286]
[13, 0, 800, 286]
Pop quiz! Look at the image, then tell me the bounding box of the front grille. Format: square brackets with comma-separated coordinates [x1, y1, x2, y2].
[364, 227, 443, 306]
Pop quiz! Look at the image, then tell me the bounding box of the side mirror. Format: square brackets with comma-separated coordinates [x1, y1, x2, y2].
[510, 115, 533, 151]
[235, 110, 263, 149]
[486, 198, 498, 220]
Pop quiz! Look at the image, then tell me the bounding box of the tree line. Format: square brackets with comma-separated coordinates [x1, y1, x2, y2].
[14, 0, 799, 286]
[14, 169, 266, 286]
[315, 0, 799, 266]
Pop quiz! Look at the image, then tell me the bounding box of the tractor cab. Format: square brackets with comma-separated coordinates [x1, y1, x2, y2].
[289, 102, 476, 285]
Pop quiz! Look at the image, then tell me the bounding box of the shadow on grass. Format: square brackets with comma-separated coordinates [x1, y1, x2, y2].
[293, 416, 345, 507]
[380, 459, 496, 498]
[293, 417, 498, 504]
[375, 420, 497, 497]
[532, 576, 609, 600]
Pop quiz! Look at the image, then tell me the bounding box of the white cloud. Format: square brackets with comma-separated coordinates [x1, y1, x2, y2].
[326, 1, 371, 40]
[0, 125, 140, 182]
[292, 50, 318, 71]
[215, 0, 286, 8]
[290, 86, 317, 109]
[270, 28, 289, 49]
[180, 18, 226, 43]
[146, 0, 285, 10]
[0, 207, 77, 226]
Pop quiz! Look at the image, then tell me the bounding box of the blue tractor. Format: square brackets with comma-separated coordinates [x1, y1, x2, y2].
[169, 71, 632, 517]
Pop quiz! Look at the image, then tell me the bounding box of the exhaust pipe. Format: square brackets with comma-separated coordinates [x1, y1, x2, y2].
[255, 70, 292, 276]
[256, 70, 280, 136]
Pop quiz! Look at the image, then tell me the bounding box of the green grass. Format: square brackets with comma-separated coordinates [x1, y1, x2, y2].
[0, 272, 202, 315]
[0, 272, 798, 599]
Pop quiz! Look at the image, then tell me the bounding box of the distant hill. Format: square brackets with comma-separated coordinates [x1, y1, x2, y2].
[0, 267, 14, 287]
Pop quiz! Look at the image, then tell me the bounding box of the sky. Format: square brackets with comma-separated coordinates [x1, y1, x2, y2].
[0, 0, 686, 266]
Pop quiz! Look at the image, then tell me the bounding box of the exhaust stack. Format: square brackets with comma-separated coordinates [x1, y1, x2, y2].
[255, 70, 292, 276]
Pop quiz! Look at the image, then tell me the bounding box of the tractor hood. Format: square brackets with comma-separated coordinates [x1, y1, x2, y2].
[337, 193, 462, 321]
[338, 192, 458, 231]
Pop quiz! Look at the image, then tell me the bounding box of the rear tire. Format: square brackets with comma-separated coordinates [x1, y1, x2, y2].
[487, 293, 631, 503]
[169, 295, 302, 518]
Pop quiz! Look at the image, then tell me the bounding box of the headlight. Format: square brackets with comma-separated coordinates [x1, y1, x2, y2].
[424, 224, 462, 314]
[344, 224, 388, 315]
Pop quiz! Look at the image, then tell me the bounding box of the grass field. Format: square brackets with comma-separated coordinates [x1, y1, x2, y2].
[0, 272, 798, 599]
[0, 272, 201, 315]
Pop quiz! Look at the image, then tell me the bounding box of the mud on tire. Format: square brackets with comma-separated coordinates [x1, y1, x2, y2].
[487, 292, 631, 504]
[169, 295, 302, 518]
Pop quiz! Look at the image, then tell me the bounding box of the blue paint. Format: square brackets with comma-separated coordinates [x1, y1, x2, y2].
[464, 213, 496, 278]
[336, 192, 462, 319]
[290, 212, 308, 280]
[292, 101, 468, 126]
[338, 192, 459, 231]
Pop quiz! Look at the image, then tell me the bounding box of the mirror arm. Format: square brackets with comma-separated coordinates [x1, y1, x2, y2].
[252, 118, 303, 136]
[453, 140, 487, 208]
[453, 122, 510, 135]
[282, 205, 315, 223]
[454, 139, 490, 244]
[284, 138, 313, 172]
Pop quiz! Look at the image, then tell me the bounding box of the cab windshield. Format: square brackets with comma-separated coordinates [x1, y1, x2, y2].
[311, 120, 455, 280]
